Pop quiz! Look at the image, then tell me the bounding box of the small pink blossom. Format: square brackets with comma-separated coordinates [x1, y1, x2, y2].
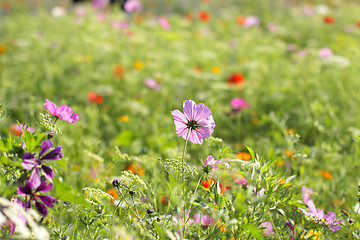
[297, 49, 307, 57]
[44, 99, 79, 123]
[259, 221, 274, 235]
[92, 0, 109, 10]
[231, 98, 249, 113]
[303, 5, 314, 15]
[243, 16, 259, 28]
[112, 21, 130, 29]
[75, 7, 86, 17]
[268, 23, 277, 32]
[97, 12, 106, 22]
[319, 47, 333, 59]
[144, 78, 161, 90]
[124, 0, 142, 13]
[159, 17, 170, 30]
[302, 186, 313, 205]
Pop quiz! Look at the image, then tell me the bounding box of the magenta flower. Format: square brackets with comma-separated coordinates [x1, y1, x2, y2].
[22, 140, 63, 188]
[159, 17, 170, 30]
[124, 0, 142, 13]
[17, 180, 55, 216]
[171, 100, 215, 144]
[259, 221, 274, 235]
[44, 99, 79, 123]
[112, 21, 130, 29]
[324, 212, 343, 231]
[75, 7, 86, 17]
[231, 98, 249, 113]
[319, 47, 333, 59]
[92, 0, 109, 10]
[205, 155, 216, 166]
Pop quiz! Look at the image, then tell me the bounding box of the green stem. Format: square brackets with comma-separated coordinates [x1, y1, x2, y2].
[193, 173, 204, 196]
[181, 128, 191, 238]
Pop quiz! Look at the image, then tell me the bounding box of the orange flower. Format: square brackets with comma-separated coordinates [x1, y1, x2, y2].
[356, 20, 360, 28]
[114, 65, 124, 78]
[125, 162, 144, 175]
[237, 152, 251, 161]
[236, 15, 246, 25]
[323, 16, 335, 24]
[198, 11, 210, 22]
[0, 44, 6, 54]
[72, 164, 81, 171]
[284, 150, 293, 158]
[194, 65, 202, 72]
[160, 196, 168, 205]
[319, 170, 333, 180]
[216, 219, 226, 231]
[286, 128, 295, 134]
[227, 73, 245, 85]
[107, 189, 118, 202]
[185, 13, 193, 22]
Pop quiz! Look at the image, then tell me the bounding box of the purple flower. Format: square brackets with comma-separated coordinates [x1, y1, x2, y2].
[231, 98, 249, 113]
[243, 16, 259, 28]
[144, 78, 161, 90]
[44, 99, 79, 123]
[159, 17, 170, 30]
[319, 47, 333, 59]
[124, 0, 142, 13]
[285, 219, 295, 239]
[300, 200, 325, 221]
[171, 100, 215, 145]
[259, 221, 274, 235]
[205, 155, 216, 166]
[302, 186, 313, 205]
[22, 140, 63, 188]
[324, 212, 343, 231]
[17, 180, 55, 216]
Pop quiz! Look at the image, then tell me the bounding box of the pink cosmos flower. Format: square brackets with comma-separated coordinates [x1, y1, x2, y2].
[44, 99, 79, 123]
[302, 186, 313, 205]
[205, 155, 216, 166]
[243, 16, 259, 28]
[231, 98, 249, 113]
[124, 0, 142, 13]
[159, 17, 170, 30]
[144, 78, 161, 90]
[303, 5, 314, 15]
[268, 23, 277, 32]
[259, 221, 274, 235]
[75, 7, 86, 17]
[97, 12, 106, 22]
[171, 100, 215, 144]
[92, 0, 109, 10]
[112, 21, 130, 29]
[319, 47, 333, 59]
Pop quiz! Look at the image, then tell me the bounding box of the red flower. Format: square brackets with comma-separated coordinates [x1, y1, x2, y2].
[356, 20, 360, 28]
[202, 179, 214, 189]
[323, 16, 335, 24]
[227, 73, 245, 85]
[198, 11, 210, 22]
[88, 92, 103, 104]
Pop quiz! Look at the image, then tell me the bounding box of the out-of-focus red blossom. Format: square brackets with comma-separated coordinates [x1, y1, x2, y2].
[356, 20, 360, 28]
[236, 15, 246, 25]
[202, 179, 214, 189]
[218, 182, 231, 194]
[198, 11, 210, 22]
[107, 189, 118, 202]
[323, 16, 335, 24]
[160, 196, 168, 205]
[125, 162, 145, 175]
[202, 0, 211, 2]
[9, 124, 35, 136]
[88, 92, 103, 104]
[227, 73, 245, 85]
[194, 65, 202, 72]
[1, 2, 11, 12]
[114, 65, 124, 78]
[185, 13, 193, 22]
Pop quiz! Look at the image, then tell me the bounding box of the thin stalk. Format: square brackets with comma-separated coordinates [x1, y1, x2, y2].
[193, 173, 204, 196]
[181, 128, 191, 238]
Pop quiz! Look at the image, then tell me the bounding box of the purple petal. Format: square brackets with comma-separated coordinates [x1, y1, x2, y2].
[41, 146, 63, 160]
[193, 103, 211, 122]
[35, 201, 48, 216]
[38, 195, 55, 207]
[205, 155, 216, 166]
[68, 113, 79, 123]
[42, 165, 55, 182]
[25, 200, 31, 209]
[39, 140, 53, 157]
[44, 99, 58, 116]
[188, 129, 203, 144]
[171, 109, 188, 124]
[36, 181, 53, 193]
[29, 168, 41, 188]
[21, 153, 37, 169]
[324, 212, 336, 225]
[183, 100, 196, 121]
[17, 181, 33, 195]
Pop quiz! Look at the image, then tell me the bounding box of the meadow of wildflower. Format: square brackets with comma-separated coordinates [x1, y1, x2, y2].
[1, 0, 360, 239]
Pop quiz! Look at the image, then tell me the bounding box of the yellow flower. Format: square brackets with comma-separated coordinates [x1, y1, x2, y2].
[276, 159, 285, 166]
[212, 66, 221, 74]
[301, 230, 322, 240]
[286, 128, 296, 134]
[118, 115, 129, 122]
[134, 61, 144, 70]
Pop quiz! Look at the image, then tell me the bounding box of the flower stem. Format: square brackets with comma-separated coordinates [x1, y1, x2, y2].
[181, 128, 191, 238]
[193, 173, 204, 196]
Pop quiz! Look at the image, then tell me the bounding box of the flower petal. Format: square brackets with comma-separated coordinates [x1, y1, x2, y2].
[41, 146, 63, 160]
[182, 100, 196, 121]
[171, 109, 188, 124]
[38, 195, 55, 207]
[17, 181, 33, 196]
[35, 201, 48, 216]
[44, 99, 58, 116]
[42, 165, 55, 182]
[21, 153, 36, 170]
[39, 140, 53, 157]
[36, 181, 53, 193]
[193, 103, 211, 122]
[29, 168, 41, 188]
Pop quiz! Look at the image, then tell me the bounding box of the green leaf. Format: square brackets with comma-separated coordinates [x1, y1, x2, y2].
[0, 138, 12, 152]
[245, 146, 255, 161]
[0, 155, 21, 167]
[53, 178, 90, 208]
[115, 131, 135, 146]
[23, 131, 45, 153]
